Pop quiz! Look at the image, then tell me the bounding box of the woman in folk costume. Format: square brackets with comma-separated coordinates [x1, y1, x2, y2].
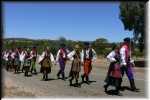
[24, 48, 31, 76]
[81, 42, 97, 84]
[3, 50, 9, 69]
[39, 47, 55, 81]
[20, 47, 27, 72]
[120, 37, 139, 92]
[67, 44, 81, 87]
[14, 48, 21, 73]
[30, 46, 38, 74]
[10, 48, 16, 70]
[56, 43, 67, 80]
[104, 45, 122, 95]
[3, 50, 12, 71]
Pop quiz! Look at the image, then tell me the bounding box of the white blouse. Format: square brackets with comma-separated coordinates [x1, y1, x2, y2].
[106, 51, 116, 63]
[38, 51, 55, 63]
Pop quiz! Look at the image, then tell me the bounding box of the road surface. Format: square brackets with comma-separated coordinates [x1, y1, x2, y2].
[2, 59, 147, 98]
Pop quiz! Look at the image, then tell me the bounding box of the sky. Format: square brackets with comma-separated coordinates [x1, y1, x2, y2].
[3, 2, 133, 42]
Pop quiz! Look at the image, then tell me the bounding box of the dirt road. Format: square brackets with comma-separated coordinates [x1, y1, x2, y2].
[2, 59, 147, 98]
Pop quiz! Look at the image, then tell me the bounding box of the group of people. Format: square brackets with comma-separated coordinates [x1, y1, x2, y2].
[2, 42, 97, 87]
[104, 37, 139, 95]
[2, 37, 139, 95]
[2, 46, 38, 76]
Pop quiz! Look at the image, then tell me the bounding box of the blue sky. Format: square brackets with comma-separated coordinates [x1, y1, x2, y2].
[3, 2, 133, 42]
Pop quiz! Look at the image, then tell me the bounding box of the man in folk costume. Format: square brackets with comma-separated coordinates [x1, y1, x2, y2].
[104, 45, 122, 95]
[14, 48, 21, 73]
[67, 44, 81, 87]
[24, 48, 31, 76]
[38, 47, 55, 81]
[81, 42, 97, 84]
[11, 48, 16, 70]
[120, 37, 139, 92]
[56, 43, 67, 80]
[18, 47, 22, 71]
[30, 46, 37, 74]
[7, 50, 13, 71]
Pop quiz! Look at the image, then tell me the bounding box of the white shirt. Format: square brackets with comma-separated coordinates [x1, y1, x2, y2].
[29, 50, 37, 59]
[38, 51, 55, 63]
[20, 51, 26, 62]
[11, 52, 16, 59]
[81, 48, 97, 62]
[3, 52, 9, 61]
[106, 51, 116, 63]
[120, 46, 134, 66]
[56, 49, 66, 62]
[67, 50, 81, 61]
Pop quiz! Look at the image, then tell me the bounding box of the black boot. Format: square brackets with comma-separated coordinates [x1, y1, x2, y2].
[130, 79, 139, 92]
[69, 79, 73, 86]
[75, 79, 80, 87]
[46, 74, 48, 80]
[34, 69, 37, 74]
[81, 74, 85, 82]
[118, 78, 122, 90]
[57, 71, 61, 79]
[114, 87, 122, 96]
[43, 74, 45, 80]
[86, 76, 90, 85]
[22, 67, 24, 73]
[62, 73, 66, 81]
[104, 84, 108, 92]
[24, 67, 28, 76]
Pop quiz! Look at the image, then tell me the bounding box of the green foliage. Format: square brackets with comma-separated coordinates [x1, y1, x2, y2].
[119, 2, 145, 52]
[3, 37, 144, 58]
[92, 38, 112, 56]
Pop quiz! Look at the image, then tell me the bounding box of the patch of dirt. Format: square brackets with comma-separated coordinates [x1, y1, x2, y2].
[3, 86, 35, 97]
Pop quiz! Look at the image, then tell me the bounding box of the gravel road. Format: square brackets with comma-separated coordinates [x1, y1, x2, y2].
[2, 59, 147, 98]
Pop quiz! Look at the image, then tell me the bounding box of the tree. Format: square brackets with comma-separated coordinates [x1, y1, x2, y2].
[92, 38, 109, 55]
[119, 2, 146, 52]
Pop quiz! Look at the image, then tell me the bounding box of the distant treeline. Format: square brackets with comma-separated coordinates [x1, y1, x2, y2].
[2, 37, 144, 57]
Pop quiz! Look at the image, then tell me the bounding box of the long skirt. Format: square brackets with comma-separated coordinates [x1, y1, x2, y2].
[105, 63, 122, 87]
[6, 60, 12, 71]
[14, 59, 21, 72]
[83, 59, 92, 76]
[40, 66, 51, 74]
[69, 59, 81, 79]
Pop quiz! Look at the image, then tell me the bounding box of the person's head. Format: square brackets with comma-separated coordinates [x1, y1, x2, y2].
[115, 46, 120, 54]
[32, 46, 36, 51]
[123, 37, 131, 47]
[45, 46, 50, 53]
[84, 42, 90, 49]
[18, 47, 21, 52]
[112, 45, 120, 54]
[74, 44, 80, 51]
[27, 48, 30, 53]
[23, 47, 26, 51]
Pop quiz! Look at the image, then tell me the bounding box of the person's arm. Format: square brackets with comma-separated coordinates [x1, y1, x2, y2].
[56, 50, 60, 62]
[67, 50, 75, 61]
[120, 47, 127, 66]
[38, 52, 45, 63]
[81, 50, 84, 63]
[50, 53, 55, 63]
[92, 49, 97, 61]
[106, 51, 116, 62]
